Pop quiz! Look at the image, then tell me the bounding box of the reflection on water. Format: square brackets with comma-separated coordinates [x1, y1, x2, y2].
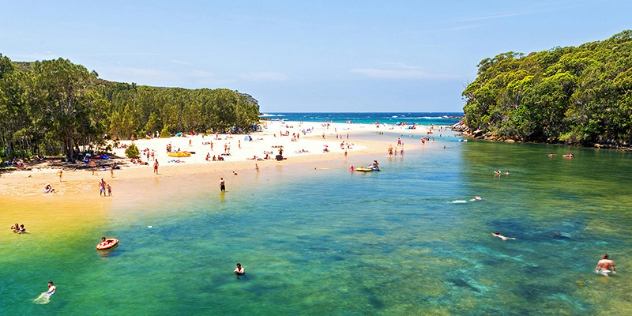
[2, 137, 632, 314]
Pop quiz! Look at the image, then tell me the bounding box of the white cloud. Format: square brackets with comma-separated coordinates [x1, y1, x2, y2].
[388, 62, 419, 70]
[170, 59, 193, 65]
[235, 72, 289, 81]
[351, 68, 460, 80]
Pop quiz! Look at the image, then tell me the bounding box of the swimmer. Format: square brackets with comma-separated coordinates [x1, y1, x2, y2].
[470, 196, 483, 201]
[44, 281, 56, 296]
[595, 254, 616, 276]
[492, 232, 515, 241]
[234, 263, 245, 275]
[505, 170, 510, 175]
[33, 281, 56, 304]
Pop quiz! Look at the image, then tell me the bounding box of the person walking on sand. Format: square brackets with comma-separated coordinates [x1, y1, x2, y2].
[58, 169, 63, 182]
[595, 254, 616, 276]
[111, 164, 115, 178]
[220, 178, 225, 192]
[154, 160, 159, 174]
[255, 163, 259, 172]
[90, 159, 97, 175]
[107, 184, 112, 197]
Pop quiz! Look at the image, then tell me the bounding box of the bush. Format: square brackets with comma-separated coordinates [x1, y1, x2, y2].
[160, 125, 171, 138]
[125, 143, 140, 158]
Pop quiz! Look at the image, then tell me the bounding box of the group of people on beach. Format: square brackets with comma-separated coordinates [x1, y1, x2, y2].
[205, 153, 226, 161]
[11, 223, 28, 233]
[43, 183, 55, 193]
[99, 178, 112, 197]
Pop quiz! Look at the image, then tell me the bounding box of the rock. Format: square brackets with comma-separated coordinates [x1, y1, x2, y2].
[505, 139, 515, 143]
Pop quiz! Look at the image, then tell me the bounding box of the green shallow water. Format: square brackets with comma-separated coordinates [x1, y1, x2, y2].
[2, 137, 632, 315]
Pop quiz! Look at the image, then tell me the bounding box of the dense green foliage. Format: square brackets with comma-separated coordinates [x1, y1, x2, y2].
[462, 30, 632, 145]
[0, 54, 259, 160]
[125, 143, 140, 158]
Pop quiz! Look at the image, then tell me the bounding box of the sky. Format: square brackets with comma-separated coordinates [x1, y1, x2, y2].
[1, 0, 631, 112]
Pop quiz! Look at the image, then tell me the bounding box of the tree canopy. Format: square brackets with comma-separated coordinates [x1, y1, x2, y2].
[462, 30, 632, 146]
[0, 54, 260, 160]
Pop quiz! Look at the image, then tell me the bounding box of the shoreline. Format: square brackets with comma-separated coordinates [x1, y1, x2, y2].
[0, 121, 452, 198]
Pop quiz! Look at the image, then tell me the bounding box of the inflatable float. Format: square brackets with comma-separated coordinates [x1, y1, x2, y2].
[355, 167, 379, 172]
[96, 238, 119, 250]
[168, 152, 191, 157]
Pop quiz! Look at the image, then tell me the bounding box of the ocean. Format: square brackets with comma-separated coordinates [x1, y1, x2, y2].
[260, 112, 463, 126]
[2, 125, 632, 315]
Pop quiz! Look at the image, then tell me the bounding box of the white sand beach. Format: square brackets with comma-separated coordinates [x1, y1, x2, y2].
[0, 121, 450, 197]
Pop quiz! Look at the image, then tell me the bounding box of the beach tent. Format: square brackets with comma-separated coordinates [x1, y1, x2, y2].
[244, 135, 252, 141]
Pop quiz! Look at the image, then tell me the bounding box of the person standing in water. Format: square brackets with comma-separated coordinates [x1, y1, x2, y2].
[234, 263, 245, 275]
[220, 178, 225, 192]
[153, 159, 159, 174]
[595, 254, 616, 276]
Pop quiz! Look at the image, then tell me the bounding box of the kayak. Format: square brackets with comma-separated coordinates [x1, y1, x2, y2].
[96, 239, 119, 250]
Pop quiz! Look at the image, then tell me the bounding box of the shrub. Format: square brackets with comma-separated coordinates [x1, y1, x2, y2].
[125, 143, 140, 158]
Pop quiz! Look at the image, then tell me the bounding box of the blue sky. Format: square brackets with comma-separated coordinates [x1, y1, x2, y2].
[1, 0, 630, 112]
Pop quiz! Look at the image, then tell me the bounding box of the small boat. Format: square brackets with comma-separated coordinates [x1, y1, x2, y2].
[97, 239, 119, 250]
[168, 152, 191, 157]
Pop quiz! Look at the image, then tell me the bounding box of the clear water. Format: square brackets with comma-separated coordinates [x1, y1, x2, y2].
[3, 136, 632, 315]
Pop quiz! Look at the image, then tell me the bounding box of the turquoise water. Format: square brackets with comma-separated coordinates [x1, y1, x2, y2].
[3, 135, 632, 315]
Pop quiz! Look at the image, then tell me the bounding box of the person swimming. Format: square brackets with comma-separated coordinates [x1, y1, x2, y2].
[492, 232, 515, 241]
